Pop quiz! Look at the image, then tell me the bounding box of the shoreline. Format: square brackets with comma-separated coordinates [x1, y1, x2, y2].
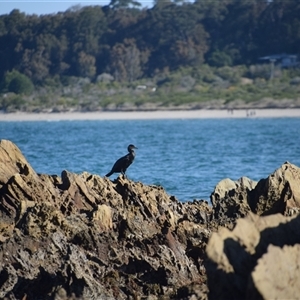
[1, 108, 300, 121]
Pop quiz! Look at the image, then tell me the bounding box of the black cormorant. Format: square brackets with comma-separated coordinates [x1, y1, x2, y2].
[105, 144, 138, 177]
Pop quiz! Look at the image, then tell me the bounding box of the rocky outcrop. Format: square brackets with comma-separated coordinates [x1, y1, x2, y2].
[1, 139, 300, 300]
[207, 162, 300, 300]
[211, 176, 256, 224]
[250, 244, 300, 300]
[210, 161, 300, 222]
[249, 162, 300, 216]
[0, 139, 212, 299]
[206, 212, 300, 299]
[0, 139, 37, 188]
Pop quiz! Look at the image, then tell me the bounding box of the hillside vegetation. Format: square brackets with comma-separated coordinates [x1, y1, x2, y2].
[0, 0, 300, 112]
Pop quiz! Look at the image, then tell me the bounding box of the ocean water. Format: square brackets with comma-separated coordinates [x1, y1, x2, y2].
[1, 118, 300, 202]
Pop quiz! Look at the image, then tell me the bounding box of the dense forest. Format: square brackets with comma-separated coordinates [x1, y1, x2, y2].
[0, 0, 300, 111]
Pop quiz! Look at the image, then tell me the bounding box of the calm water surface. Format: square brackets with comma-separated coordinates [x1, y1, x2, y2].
[1, 118, 300, 202]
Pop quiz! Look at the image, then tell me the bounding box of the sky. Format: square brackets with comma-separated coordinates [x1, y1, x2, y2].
[0, 0, 153, 16]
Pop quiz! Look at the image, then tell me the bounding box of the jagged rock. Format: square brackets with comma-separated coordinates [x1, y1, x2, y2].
[206, 212, 300, 299]
[205, 162, 300, 300]
[249, 161, 300, 216]
[211, 162, 300, 223]
[0, 139, 37, 187]
[211, 176, 256, 221]
[2, 139, 300, 300]
[0, 139, 212, 299]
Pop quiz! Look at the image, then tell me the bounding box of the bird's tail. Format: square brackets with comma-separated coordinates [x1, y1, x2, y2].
[105, 171, 113, 177]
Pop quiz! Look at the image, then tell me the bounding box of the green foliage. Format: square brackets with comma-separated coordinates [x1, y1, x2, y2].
[248, 64, 273, 80]
[0, 64, 299, 112]
[2, 70, 34, 95]
[0, 1, 300, 84]
[208, 51, 233, 67]
[0, 1, 299, 111]
[215, 66, 245, 84]
[0, 93, 26, 111]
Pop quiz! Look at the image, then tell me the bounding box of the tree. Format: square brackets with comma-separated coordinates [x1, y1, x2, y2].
[208, 50, 233, 67]
[257, 0, 300, 55]
[135, 3, 209, 74]
[109, 39, 146, 81]
[76, 51, 96, 78]
[212, 0, 268, 64]
[0, 0, 299, 85]
[62, 6, 107, 76]
[109, 0, 141, 9]
[2, 70, 34, 95]
[20, 47, 51, 84]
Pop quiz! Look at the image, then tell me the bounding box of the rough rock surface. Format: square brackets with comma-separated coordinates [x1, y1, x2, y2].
[0, 140, 212, 299]
[206, 162, 300, 299]
[250, 244, 300, 300]
[249, 162, 300, 216]
[206, 212, 300, 299]
[211, 176, 257, 223]
[210, 161, 300, 222]
[2, 139, 300, 300]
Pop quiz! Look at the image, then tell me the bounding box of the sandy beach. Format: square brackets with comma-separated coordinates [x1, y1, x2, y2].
[1, 108, 300, 121]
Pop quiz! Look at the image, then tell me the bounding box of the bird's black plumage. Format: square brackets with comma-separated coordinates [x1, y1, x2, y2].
[105, 144, 137, 177]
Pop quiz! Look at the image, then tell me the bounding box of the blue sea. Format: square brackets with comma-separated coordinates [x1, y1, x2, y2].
[1, 118, 300, 202]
